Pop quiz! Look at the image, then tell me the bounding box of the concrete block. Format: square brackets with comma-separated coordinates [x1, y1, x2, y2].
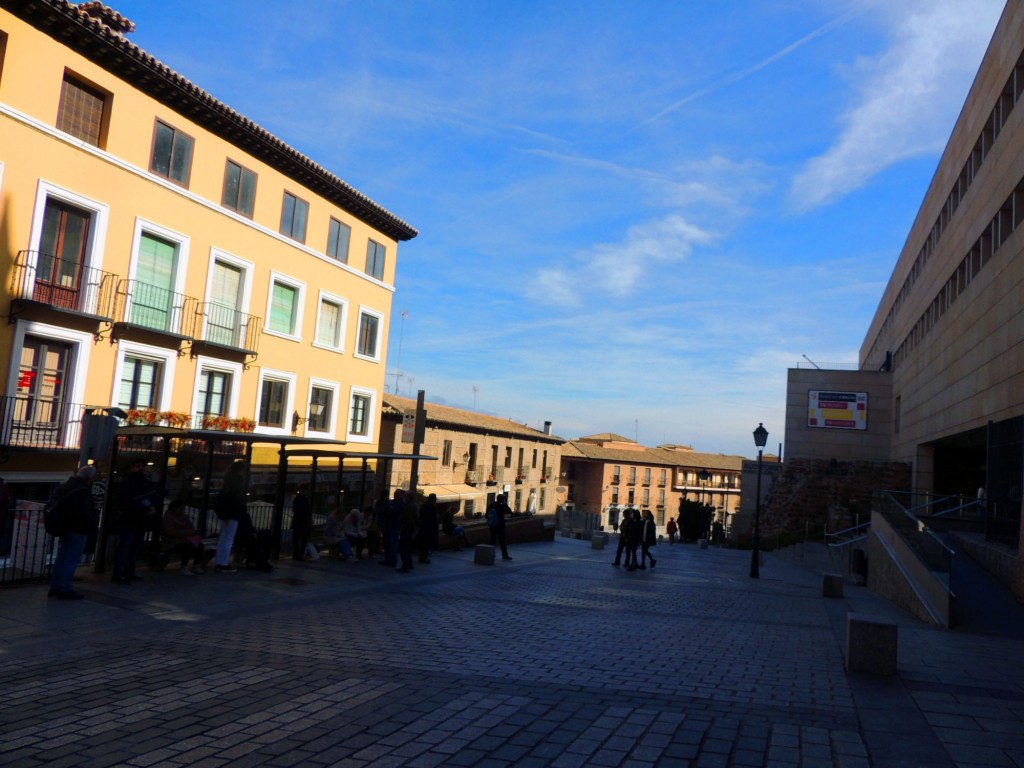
[474, 544, 496, 565]
[698, 538, 709, 549]
[822, 573, 844, 598]
[561, 528, 572, 538]
[591, 535, 606, 550]
[846, 613, 898, 675]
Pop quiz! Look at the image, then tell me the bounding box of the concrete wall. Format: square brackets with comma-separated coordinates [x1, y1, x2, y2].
[785, 369, 892, 462]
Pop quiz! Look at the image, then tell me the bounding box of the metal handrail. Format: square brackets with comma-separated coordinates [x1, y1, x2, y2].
[874, 490, 955, 576]
[0, 396, 85, 450]
[115, 278, 197, 338]
[195, 302, 261, 354]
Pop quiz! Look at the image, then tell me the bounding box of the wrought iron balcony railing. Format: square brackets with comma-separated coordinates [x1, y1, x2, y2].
[195, 302, 262, 355]
[114, 279, 198, 340]
[0, 396, 84, 451]
[10, 251, 118, 320]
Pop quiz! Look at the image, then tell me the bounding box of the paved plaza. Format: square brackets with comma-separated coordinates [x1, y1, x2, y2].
[1, 536, 1023, 768]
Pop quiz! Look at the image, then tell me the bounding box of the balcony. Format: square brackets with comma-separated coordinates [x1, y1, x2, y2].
[112, 278, 197, 348]
[191, 302, 262, 362]
[465, 469, 484, 485]
[0, 396, 85, 452]
[9, 251, 118, 332]
[541, 468, 553, 483]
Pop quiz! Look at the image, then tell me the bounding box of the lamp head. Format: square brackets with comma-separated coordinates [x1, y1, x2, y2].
[753, 423, 769, 449]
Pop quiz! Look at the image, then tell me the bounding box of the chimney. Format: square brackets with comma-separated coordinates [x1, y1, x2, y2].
[543, 421, 552, 435]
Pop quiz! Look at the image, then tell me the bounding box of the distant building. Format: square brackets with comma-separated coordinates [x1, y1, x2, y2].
[378, 394, 564, 517]
[558, 434, 746, 536]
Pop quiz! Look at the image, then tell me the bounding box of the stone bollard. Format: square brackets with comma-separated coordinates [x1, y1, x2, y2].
[591, 533, 607, 550]
[822, 573, 844, 598]
[846, 613, 898, 675]
[561, 528, 572, 538]
[474, 544, 496, 565]
[698, 538, 709, 549]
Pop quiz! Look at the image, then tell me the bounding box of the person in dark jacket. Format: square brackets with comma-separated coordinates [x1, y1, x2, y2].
[625, 507, 642, 571]
[290, 485, 312, 561]
[112, 459, 158, 584]
[379, 489, 404, 568]
[48, 464, 98, 600]
[416, 493, 440, 564]
[612, 509, 631, 567]
[486, 494, 512, 560]
[640, 509, 658, 569]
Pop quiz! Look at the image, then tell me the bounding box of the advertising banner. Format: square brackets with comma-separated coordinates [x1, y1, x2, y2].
[807, 391, 867, 430]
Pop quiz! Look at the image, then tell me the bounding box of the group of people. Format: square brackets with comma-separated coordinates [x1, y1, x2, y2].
[611, 507, 658, 571]
[45, 457, 509, 600]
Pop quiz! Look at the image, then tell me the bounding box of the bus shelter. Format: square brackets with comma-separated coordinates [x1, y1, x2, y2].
[95, 426, 435, 570]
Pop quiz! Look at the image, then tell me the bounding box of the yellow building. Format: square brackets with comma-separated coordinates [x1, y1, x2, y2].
[0, 3, 416, 494]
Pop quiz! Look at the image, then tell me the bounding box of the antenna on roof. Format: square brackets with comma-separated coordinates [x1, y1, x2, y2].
[472, 385, 478, 410]
[802, 354, 821, 370]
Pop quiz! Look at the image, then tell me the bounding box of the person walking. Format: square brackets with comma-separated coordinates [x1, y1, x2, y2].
[417, 493, 440, 564]
[485, 494, 512, 560]
[612, 509, 631, 567]
[47, 464, 98, 600]
[290, 485, 312, 561]
[625, 507, 642, 571]
[112, 459, 158, 584]
[640, 510, 658, 569]
[666, 516, 678, 545]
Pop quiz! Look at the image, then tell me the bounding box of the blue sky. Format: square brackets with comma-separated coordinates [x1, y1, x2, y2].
[117, 0, 1005, 457]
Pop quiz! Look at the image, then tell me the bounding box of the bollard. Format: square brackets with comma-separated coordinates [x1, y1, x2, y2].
[474, 544, 496, 565]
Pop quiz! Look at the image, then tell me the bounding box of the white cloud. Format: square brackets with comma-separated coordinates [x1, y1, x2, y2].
[790, 0, 1005, 211]
[529, 214, 715, 305]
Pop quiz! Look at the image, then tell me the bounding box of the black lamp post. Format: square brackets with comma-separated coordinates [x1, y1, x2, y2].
[750, 422, 769, 578]
[697, 469, 711, 538]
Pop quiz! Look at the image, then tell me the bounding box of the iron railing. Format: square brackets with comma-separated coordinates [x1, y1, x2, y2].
[0, 396, 85, 450]
[195, 302, 261, 354]
[115, 278, 198, 338]
[11, 250, 118, 318]
[873, 490, 955, 579]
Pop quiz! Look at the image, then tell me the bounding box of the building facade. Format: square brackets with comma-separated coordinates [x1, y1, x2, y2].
[558, 434, 745, 536]
[783, 0, 1024, 593]
[0, 1, 416, 501]
[378, 394, 564, 517]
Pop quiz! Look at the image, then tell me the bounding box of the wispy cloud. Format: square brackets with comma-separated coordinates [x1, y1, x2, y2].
[528, 215, 715, 307]
[637, 8, 863, 130]
[790, 0, 1004, 211]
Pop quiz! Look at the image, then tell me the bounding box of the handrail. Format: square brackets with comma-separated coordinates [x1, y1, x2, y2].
[826, 520, 871, 542]
[873, 490, 955, 577]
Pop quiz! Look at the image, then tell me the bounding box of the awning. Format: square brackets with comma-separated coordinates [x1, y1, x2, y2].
[418, 483, 486, 501]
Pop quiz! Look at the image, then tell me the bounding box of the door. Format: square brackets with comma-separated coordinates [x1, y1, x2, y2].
[37, 199, 90, 310]
[14, 336, 72, 446]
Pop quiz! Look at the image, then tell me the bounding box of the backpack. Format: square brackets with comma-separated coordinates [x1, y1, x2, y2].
[485, 505, 499, 527]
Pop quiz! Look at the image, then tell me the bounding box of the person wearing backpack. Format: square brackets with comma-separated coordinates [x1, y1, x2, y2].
[47, 464, 98, 600]
[486, 494, 512, 561]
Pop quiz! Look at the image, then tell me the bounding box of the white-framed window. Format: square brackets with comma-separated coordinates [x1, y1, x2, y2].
[127, 219, 190, 333]
[192, 357, 242, 422]
[313, 290, 347, 352]
[264, 272, 305, 340]
[112, 342, 177, 412]
[305, 378, 339, 435]
[6, 321, 93, 447]
[255, 367, 295, 434]
[203, 250, 253, 348]
[346, 386, 376, 443]
[355, 307, 383, 361]
[28, 182, 110, 279]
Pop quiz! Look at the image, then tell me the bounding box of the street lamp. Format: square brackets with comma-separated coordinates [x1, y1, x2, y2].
[750, 422, 768, 578]
[697, 469, 711, 539]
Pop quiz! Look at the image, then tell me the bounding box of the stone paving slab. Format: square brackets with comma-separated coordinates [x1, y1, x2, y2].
[1, 539, 1023, 767]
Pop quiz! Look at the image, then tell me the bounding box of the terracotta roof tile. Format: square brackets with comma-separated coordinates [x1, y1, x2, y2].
[382, 394, 564, 443]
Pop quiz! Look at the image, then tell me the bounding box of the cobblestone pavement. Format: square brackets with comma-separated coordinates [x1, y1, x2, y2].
[1, 537, 1023, 767]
